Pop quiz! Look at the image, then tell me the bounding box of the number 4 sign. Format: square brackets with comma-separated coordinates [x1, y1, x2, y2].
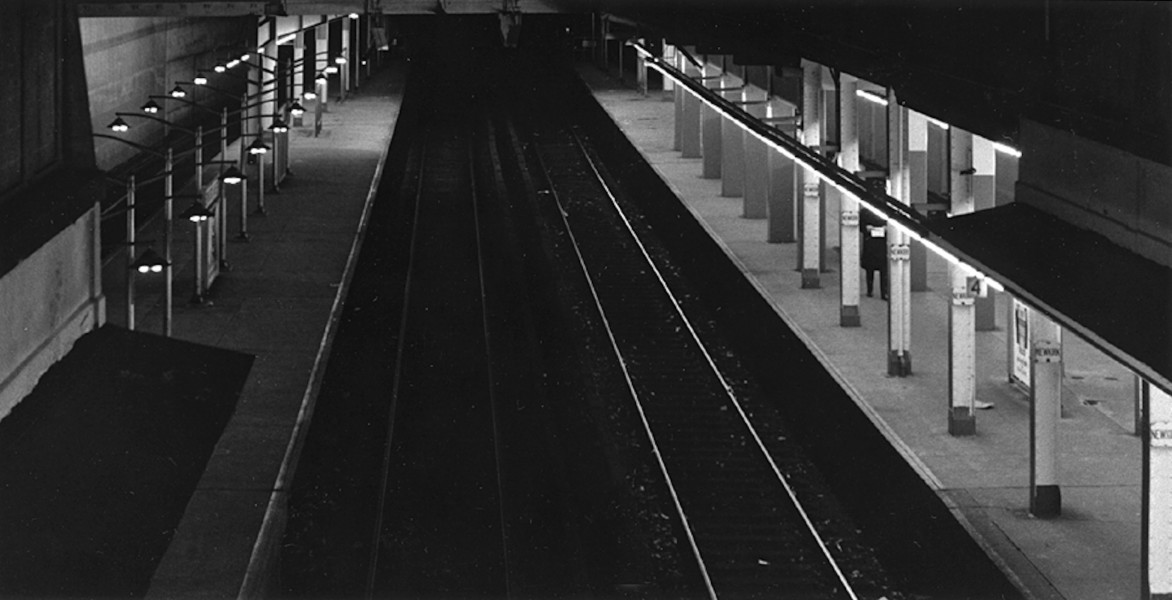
[965, 276, 989, 298]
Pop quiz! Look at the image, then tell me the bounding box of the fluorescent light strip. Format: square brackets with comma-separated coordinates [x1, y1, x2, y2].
[856, 89, 888, 106]
[645, 58, 1005, 294]
[631, 43, 654, 59]
[992, 141, 1022, 158]
[926, 116, 950, 130]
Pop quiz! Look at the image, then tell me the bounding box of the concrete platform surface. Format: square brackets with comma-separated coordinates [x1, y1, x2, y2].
[92, 63, 407, 598]
[581, 65, 1142, 600]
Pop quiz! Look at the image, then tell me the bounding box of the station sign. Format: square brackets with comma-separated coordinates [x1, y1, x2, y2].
[965, 276, 989, 298]
[1033, 340, 1061, 364]
[890, 244, 911, 261]
[1151, 422, 1172, 447]
[841, 211, 859, 227]
[803, 181, 819, 201]
[1149, 386, 1172, 447]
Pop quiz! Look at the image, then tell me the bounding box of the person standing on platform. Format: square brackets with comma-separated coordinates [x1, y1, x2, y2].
[861, 209, 888, 300]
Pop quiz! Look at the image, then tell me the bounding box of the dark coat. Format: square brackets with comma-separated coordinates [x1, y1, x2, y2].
[860, 210, 888, 272]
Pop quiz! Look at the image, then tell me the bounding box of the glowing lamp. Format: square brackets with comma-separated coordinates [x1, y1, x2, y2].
[247, 139, 270, 155]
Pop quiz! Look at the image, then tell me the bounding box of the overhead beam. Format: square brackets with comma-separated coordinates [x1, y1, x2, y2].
[78, 2, 268, 16]
[79, 0, 566, 16]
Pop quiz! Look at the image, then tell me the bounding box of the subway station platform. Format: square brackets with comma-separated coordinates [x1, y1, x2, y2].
[580, 66, 1142, 600]
[0, 54, 1137, 598]
[66, 64, 405, 598]
[140, 64, 407, 598]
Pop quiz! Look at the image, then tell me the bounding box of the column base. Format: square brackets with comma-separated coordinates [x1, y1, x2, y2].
[801, 269, 820, 289]
[840, 305, 860, 327]
[887, 350, 912, 377]
[948, 407, 976, 436]
[1030, 484, 1061, 518]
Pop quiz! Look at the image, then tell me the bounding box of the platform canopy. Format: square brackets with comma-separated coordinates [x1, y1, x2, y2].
[934, 203, 1172, 393]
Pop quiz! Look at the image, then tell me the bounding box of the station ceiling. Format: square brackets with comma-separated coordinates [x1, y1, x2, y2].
[76, 0, 566, 16]
[79, 0, 1160, 165]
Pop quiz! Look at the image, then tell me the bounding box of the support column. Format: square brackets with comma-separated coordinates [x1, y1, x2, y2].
[599, 17, 608, 70]
[766, 99, 797, 243]
[742, 85, 769, 219]
[672, 49, 684, 151]
[973, 136, 998, 330]
[642, 39, 651, 94]
[908, 110, 929, 291]
[820, 69, 837, 274]
[316, 24, 330, 112]
[293, 26, 305, 126]
[799, 60, 822, 288]
[701, 61, 723, 179]
[662, 42, 676, 92]
[838, 75, 860, 327]
[1029, 311, 1062, 517]
[1144, 382, 1172, 598]
[949, 126, 977, 435]
[720, 70, 745, 198]
[351, 16, 361, 89]
[948, 266, 977, 434]
[617, 36, 625, 83]
[340, 15, 351, 100]
[887, 91, 912, 376]
[680, 56, 701, 159]
[262, 33, 278, 188]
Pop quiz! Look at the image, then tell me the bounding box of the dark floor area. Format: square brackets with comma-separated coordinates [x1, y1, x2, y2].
[0, 324, 253, 598]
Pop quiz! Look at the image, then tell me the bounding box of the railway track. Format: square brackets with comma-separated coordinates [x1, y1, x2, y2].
[530, 126, 861, 600]
[285, 20, 912, 599]
[361, 69, 511, 596]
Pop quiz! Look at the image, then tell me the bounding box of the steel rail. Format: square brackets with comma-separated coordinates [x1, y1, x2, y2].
[531, 136, 719, 600]
[568, 127, 861, 600]
[364, 143, 428, 600]
[473, 120, 514, 599]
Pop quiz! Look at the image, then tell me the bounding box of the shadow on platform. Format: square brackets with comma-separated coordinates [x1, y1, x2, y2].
[0, 324, 253, 598]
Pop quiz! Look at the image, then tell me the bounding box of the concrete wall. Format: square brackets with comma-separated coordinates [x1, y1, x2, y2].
[0, 1, 105, 422]
[1017, 118, 1172, 269]
[82, 16, 253, 170]
[0, 206, 105, 421]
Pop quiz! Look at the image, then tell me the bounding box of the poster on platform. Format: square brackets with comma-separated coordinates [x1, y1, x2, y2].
[1011, 298, 1031, 390]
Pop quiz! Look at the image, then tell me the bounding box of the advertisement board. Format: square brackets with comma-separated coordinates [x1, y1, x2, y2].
[1011, 298, 1031, 389]
[199, 179, 223, 295]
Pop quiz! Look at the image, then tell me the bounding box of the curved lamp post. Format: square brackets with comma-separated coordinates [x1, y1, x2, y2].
[178, 198, 215, 304]
[92, 134, 176, 337]
[201, 159, 245, 271]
